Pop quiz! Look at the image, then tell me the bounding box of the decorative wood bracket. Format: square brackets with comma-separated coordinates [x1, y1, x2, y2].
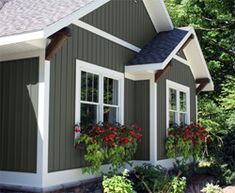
[155, 62, 173, 83]
[46, 27, 72, 60]
[196, 78, 210, 95]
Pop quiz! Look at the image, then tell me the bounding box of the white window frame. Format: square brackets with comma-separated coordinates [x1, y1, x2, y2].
[75, 59, 124, 125]
[166, 80, 190, 135]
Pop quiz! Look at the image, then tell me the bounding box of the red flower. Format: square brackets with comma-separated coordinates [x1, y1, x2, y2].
[74, 128, 81, 133]
[97, 127, 105, 133]
[118, 137, 129, 144]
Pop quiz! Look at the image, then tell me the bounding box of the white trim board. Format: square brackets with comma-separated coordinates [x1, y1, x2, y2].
[73, 20, 141, 52]
[0, 0, 111, 46]
[143, 0, 173, 32]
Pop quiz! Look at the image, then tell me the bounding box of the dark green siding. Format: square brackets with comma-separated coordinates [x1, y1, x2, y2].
[157, 60, 196, 160]
[48, 25, 136, 172]
[125, 79, 150, 161]
[81, 0, 156, 48]
[0, 58, 38, 173]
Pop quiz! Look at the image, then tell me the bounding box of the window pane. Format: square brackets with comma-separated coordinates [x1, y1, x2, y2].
[104, 77, 118, 105]
[81, 71, 99, 102]
[180, 91, 186, 112]
[103, 106, 117, 123]
[180, 113, 187, 126]
[169, 88, 177, 110]
[80, 103, 98, 126]
[169, 111, 177, 127]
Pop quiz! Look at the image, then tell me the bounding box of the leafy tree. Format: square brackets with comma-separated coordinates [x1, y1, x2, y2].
[165, 0, 235, 181]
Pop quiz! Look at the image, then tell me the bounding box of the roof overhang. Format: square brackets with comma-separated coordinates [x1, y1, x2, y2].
[0, 0, 174, 46]
[125, 27, 214, 92]
[0, 0, 111, 46]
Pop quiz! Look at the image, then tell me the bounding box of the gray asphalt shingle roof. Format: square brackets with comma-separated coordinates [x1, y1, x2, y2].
[0, 0, 94, 37]
[127, 28, 189, 65]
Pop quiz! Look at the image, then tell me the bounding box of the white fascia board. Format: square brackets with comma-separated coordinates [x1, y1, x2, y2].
[73, 20, 141, 52]
[0, 0, 110, 46]
[44, 0, 110, 38]
[125, 63, 165, 73]
[143, 0, 173, 32]
[0, 31, 45, 46]
[182, 27, 214, 91]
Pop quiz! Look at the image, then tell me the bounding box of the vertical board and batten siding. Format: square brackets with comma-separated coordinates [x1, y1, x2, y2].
[0, 58, 38, 173]
[81, 0, 156, 48]
[157, 59, 196, 160]
[124, 79, 150, 161]
[48, 25, 136, 172]
[48, 0, 156, 171]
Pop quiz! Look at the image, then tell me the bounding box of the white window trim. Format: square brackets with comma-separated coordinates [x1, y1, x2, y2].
[75, 59, 124, 125]
[166, 80, 190, 136]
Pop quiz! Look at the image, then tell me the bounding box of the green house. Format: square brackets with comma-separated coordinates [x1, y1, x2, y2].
[0, 0, 213, 192]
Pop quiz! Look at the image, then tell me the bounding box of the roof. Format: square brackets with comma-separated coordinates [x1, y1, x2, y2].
[125, 27, 214, 91]
[127, 29, 188, 65]
[0, 0, 94, 37]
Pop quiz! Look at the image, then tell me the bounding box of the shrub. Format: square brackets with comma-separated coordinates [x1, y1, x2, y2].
[131, 164, 187, 193]
[201, 183, 223, 193]
[102, 172, 134, 193]
[132, 164, 170, 193]
[75, 122, 142, 174]
[169, 176, 186, 193]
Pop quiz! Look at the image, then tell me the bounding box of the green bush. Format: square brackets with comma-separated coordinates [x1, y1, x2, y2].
[131, 164, 187, 193]
[201, 183, 223, 193]
[169, 176, 186, 193]
[102, 172, 134, 193]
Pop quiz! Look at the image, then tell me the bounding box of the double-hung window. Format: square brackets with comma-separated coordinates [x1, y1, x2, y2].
[166, 80, 190, 129]
[75, 60, 124, 126]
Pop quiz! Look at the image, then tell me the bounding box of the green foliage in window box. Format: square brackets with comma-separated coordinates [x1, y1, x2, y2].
[165, 123, 210, 165]
[75, 122, 142, 174]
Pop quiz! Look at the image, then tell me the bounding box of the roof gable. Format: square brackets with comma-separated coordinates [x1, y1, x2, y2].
[81, 0, 156, 48]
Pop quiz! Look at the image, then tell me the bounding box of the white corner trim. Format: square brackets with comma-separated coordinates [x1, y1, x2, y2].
[149, 75, 157, 164]
[166, 80, 190, 136]
[73, 20, 141, 52]
[44, 0, 111, 38]
[143, 0, 173, 32]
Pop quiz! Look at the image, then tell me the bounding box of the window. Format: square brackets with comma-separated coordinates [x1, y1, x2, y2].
[75, 60, 124, 126]
[166, 80, 190, 129]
